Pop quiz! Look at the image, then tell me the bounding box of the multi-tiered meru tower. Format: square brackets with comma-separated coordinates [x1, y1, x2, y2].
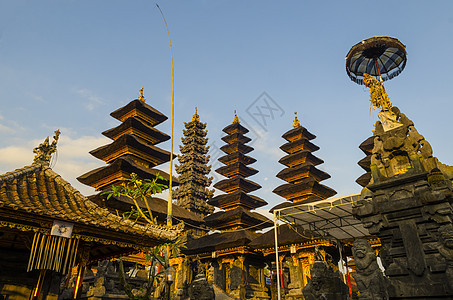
[173, 108, 214, 220]
[273, 113, 336, 206]
[77, 88, 203, 226]
[77, 88, 174, 191]
[185, 112, 271, 299]
[205, 112, 270, 232]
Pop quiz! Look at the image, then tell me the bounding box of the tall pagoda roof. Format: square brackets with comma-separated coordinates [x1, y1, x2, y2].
[273, 115, 337, 207]
[0, 162, 179, 260]
[102, 116, 170, 145]
[78, 89, 176, 193]
[110, 99, 168, 126]
[89, 134, 171, 166]
[77, 156, 178, 191]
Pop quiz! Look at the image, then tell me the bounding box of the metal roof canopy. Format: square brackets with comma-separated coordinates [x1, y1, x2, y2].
[274, 193, 370, 241]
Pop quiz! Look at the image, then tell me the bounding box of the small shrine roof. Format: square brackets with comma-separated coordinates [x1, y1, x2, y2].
[0, 163, 179, 250]
[204, 207, 272, 231]
[102, 116, 170, 145]
[183, 230, 259, 254]
[89, 134, 171, 166]
[110, 99, 168, 126]
[249, 224, 319, 248]
[281, 126, 316, 142]
[91, 193, 204, 225]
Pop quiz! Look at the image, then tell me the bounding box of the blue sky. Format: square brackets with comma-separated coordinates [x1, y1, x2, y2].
[1, 0, 452, 211]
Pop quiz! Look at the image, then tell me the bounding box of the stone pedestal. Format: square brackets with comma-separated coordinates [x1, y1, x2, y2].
[353, 108, 453, 299]
[355, 170, 453, 298]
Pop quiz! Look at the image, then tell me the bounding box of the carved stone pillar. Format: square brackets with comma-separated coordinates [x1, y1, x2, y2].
[286, 254, 304, 299]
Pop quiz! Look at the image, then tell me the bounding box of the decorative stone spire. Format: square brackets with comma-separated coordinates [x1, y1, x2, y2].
[137, 86, 146, 102]
[192, 107, 200, 122]
[232, 110, 240, 124]
[293, 112, 301, 128]
[174, 110, 214, 218]
[33, 130, 61, 166]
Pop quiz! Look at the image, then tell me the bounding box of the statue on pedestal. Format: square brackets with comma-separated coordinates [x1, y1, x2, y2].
[352, 239, 389, 300]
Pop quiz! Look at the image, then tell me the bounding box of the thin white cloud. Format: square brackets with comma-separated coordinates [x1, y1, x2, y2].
[25, 92, 47, 104]
[0, 132, 109, 196]
[75, 89, 105, 111]
[0, 123, 15, 134]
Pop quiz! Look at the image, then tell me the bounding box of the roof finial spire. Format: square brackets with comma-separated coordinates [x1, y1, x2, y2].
[192, 107, 200, 122]
[33, 130, 61, 166]
[293, 112, 301, 128]
[138, 86, 146, 102]
[232, 110, 240, 124]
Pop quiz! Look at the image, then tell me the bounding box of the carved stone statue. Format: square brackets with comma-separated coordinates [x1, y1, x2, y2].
[33, 130, 60, 165]
[188, 258, 215, 300]
[302, 261, 348, 300]
[438, 224, 453, 293]
[352, 239, 389, 300]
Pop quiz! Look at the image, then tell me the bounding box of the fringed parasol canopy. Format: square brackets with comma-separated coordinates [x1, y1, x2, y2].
[346, 36, 407, 85]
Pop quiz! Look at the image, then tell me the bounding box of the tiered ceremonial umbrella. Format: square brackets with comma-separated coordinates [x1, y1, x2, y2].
[346, 36, 407, 85]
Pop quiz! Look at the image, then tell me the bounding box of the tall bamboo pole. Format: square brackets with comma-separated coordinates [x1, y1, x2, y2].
[157, 4, 175, 227]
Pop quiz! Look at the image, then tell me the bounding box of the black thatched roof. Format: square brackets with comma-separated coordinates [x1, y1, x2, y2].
[204, 207, 272, 231]
[249, 224, 318, 249]
[183, 230, 259, 255]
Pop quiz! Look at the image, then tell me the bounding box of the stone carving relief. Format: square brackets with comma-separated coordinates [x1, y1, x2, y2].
[438, 224, 453, 293]
[352, 239, 389, 300]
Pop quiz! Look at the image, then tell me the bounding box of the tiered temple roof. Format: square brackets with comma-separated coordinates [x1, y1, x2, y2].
[173, 109, 214, 218]
[77, 89, 204, 226]
[77, 88, 176, 191]
[0, 132, 178, 263]
[272, 113, 336, 210]
[185, 113, 272, 255]
[204, 113, 271, 232]
[356, 136, 374, 187]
